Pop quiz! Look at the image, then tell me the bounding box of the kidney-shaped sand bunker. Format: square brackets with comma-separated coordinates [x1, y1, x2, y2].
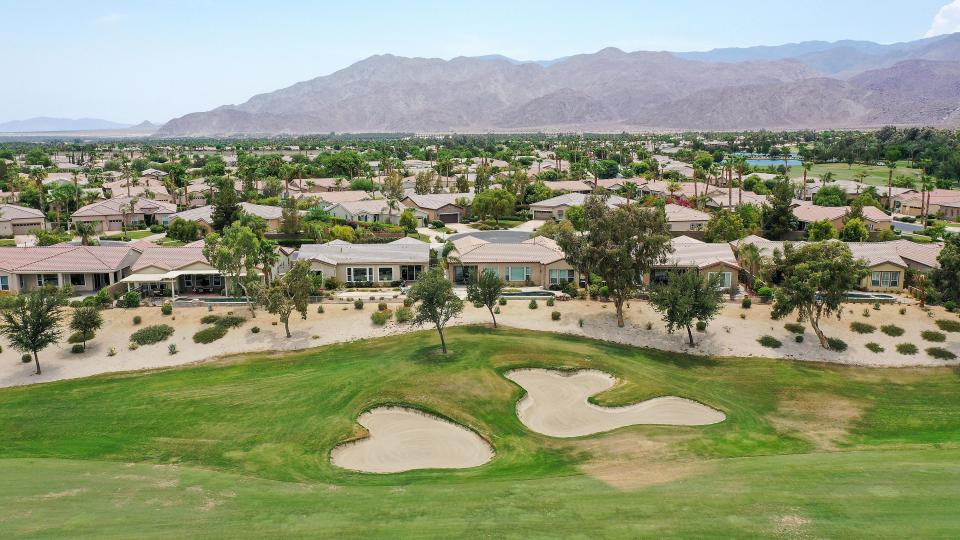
[505, 369, 725, 438]
[330, 407, 494, 473]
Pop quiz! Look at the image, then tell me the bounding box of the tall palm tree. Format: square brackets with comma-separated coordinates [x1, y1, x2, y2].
[886, 160, 897, 212]
[737, 243, 763, 287]
[734, 156, 747, 206]
[801, 161, 812, 200]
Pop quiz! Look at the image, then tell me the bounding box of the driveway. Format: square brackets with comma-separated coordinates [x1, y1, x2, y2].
[892, 220, 923, 233]
[512, 220, 544, 232]
[447, 230, 532, 243]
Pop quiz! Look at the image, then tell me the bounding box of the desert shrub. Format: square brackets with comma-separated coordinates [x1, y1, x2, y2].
[128, 342, 139, 350]
[740, 313, 746, 319]
[850, 322, 876, 334]
[784, 323, 805, 334]
[873, 302, 881, 311]
[494, 307, 501, 314]
[214, 315, 245, 329]
[794, 335, 804, 343]
[866, 342, 884, 353]
[107, 347, 117, 356]
[861, 308, 870, 318]
[70, 344, 85, 354]
[130, 324, 174, 345]
[394, 307, 413, 323]
[935, 319, 960, 332]
[21, 353, 31, 363]
[741, 297, 752, 309]
[378, 302, 388, 311]
[921, 330, 946, 342]
[827, 337, 847, 351]
[551, 311, 561, 321]
[758, 335, 782, 348]
[695, 320, 706, 331]
[403, 297, 414, 307]
[757, 286, 772, 298]
[193, 325, 228, 344]
[498, 297, 507, 306]
[200, 314, 220, 324]
[925, 347, 957, 360]
[317, 305, 325, 314]
[899, 307, 907, 315]
[251, 326, 260, 334]
[646, 321, 653, 330]
[168, 344, 178, 355]
[132, 315, 142, 325]
[880, 324, 904, 337]
[944, 300, 958, 312]
[67, 330, 94, 344]
[546, 297, 555, 307]
[354, 299, 364, 310]
[528, 300, 538, 309]
[161, 303, 173, 315]
[118, 291, 142, 308]
[896, 343, 918, 355]
[371, 310, 392, 325]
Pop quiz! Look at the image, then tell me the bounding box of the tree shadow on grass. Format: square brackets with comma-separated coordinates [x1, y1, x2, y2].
[408, 343, 468, 365]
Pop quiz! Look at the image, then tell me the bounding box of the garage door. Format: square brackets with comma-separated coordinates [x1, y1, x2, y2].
[438, 212, 460, 224]
[533, 210, 554, 220]
[12, 222, 42, 233]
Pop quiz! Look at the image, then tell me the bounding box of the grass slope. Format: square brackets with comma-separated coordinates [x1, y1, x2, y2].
[1, 327, 959, 537]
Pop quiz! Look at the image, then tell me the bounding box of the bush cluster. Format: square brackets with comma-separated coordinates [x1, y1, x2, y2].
[881, 324, 905, 337]
[130, 324, 175, 346]
[827, 337, 848, 352]
[925, 347, 956, 360]
[784, 323, 805, 334]
[528, 300, 538, 309]
[193, 325, 228, 344]
[865, 342, 884, 353]
[758, 335, 781, 348]
[70, 344, 85, 354]
[551, 311, 561, 321]
[850, 322, 876, 334]
[67, 331, 94, 344]
[371, 310, 392, 325]
[394, 307, 413, 323]
[921, 330, 946, 343]
[896, 343, 918, 355]
[934, 319, 960, 333]
[354, 299, 364, 310]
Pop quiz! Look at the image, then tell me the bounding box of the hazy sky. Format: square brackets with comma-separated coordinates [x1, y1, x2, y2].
[1, 0, 957, 124]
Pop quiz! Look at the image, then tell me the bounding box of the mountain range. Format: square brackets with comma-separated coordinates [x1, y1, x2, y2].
[0, 118, 161, 133]
[157, 33, 960, 136]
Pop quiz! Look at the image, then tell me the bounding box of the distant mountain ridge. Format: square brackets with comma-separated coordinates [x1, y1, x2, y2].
[157, 33, 960, 136]
[0, 117, 133, 133]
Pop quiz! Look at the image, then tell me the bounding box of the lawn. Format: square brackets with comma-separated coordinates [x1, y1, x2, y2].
[1, 327, 959, 537]
[99, 229, 154, 241]
[786, 161, 922, 187]
[0, 238, 16, 246]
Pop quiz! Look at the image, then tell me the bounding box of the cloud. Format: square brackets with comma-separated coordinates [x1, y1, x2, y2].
[94, 13, 125, 25]
[926, 0, 960, 37]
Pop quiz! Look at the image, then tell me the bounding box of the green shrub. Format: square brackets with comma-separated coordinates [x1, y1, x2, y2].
[881, 324, 905, 337]
[251, 326, 260, 334]
[925, 347, 956, 360]
[214, 315, 245, 329]
[403, 297, 414, 307]
[371, 310, 392, 325]
[741, 297, 751, 309]
[378, 302, 388, 311]
[551, 311, 561, 321]
[935, 319, 960, 332]
[827, 337, 847, 352]
[899, 307, 907, 315]
[118, 291, 142, 308]
[200, 314, 220, 324]
[161, 303, 173, 315]
[130, 324, 175, 345]
[695, 320, 706, 332]
[168, 344, 178, 355]
[758, 335, 782, 348]
[494, 307, 501, 315]
[128, 342, 139, 350]
[528, 300, 538, 309]
[394, 307, 413, 323]
[861, 308, 870, 318]
[757, 286, 773, 297]
[21, 353, 31, 363]
[67, 330, 94, 344]
[546, 297, 555, 307]
[896, 343, 918, 355]
[107, 347, 117, 356]
[317, 305, 325, 314]
[794, 335, 804, 343]
[354, 299, 364, 310]
[70, 344, 85, 354]
[498, 297, 507, 306]
[866, 342, 884, 353]
[850, 322, 876, 334]
[784, 323, 805, 334]
[921, 330, 946, 342]
[193, 325, 228, 344]
[132, 315, 142, 325]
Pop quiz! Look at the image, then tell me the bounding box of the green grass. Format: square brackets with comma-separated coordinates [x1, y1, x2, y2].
[99, 229, 153, 241]
[2, 327, 960, 537]
[787, 162, 921, 188]
[0, 238, 16, 247]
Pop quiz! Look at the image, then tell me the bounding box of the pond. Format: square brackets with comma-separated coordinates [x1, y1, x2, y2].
[747, 158, 802, 167]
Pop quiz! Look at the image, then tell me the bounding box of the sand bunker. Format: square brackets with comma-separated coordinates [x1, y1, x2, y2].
[506, 369, 725, 437]
[330, 407, 494, 473]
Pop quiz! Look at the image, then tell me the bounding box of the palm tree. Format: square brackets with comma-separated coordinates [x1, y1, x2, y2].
[886, 160, 897, 212]
[801, 161, 812, 200]
[734, 156, 747, 206]
[738, 243, 763, 288]
[29, 168, 48, 213]
[622, 181, 639, 205]
[74, 222, 97, 246]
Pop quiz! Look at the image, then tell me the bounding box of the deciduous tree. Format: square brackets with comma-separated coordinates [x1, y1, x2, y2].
[467, 268, 505, 328]
[408, 267, 464, 354]
[649, 270, 723, 346]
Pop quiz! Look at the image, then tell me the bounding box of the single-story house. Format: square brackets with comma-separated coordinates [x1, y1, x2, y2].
[119, 246, 228, 297]
[446, 235, 577, 288]
[541, 180, 593, 194]
[102, 178, 173, 202]
[169, 202, 285, 233]
[528, 193, 627, 220]
[731, 235, 943, 292]
[895, 189, 960, 217]
[648, 237, 741, 291]
[792, 203, 891, 233]
[314, 190, 373, 207]
[402, 192, 473, 224]
[327, 200, 426, 225]
[663, 204, 710, 232]
[296, 237, 430, 285]
[0, 245, 140, 294]
[71, 196, 177, 232]
[0, 204, 47, 237]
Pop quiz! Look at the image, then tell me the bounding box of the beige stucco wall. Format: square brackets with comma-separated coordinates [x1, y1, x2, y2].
[860, 262, 905, 291]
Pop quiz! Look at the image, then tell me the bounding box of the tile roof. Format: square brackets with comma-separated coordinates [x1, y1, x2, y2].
[732, 236, 942, 269]
[72, 196, 176, 218]
[530, 192, 627, 209]
[297, 240, 429, 265]
[454, 242, 565, 265]
[402, 192, 473, 209]
[659, 240, 740, 270]
[170, 202, 284, 225]
[131, 247, 210, 272]
[663, 203, 710, 222]
[315, 190, 373, 204]
[0, 204, 45, 221]
[0, 245, 138, 272]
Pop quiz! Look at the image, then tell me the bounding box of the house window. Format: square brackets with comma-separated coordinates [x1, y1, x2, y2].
[506, 266, 531, 282]
[689, 223, 704, 231]
[70, 274, 86, 286]
[183, 275, 194, 287]
[400, 265, 422, 281]
[36, 274, 58, 287]
[347, 267, 373, 283]
[0, 275, 8, 291]
[651, 270, 671, 285]
[871, 271, 900, 288]
[378, 267, 393, 283]
[549, 269, 575, 285]
[867, 223, 875, 231]
[707, 271, 732, 290]
[212, 275, 223, 287]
